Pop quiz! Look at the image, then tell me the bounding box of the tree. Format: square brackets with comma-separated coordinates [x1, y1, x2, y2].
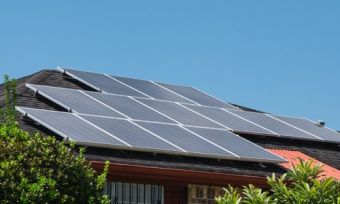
[216, 160, 340, 204]
[0, 75, 109, 203]
[0, 75, 16, 126]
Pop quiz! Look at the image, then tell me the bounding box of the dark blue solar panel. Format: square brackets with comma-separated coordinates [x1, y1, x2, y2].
[63, 68, 148, 97]
[27, 84, 125, 118]
[136, 98, 223, 128]
[16, 107, 129, 147]
[272, 115, 340, 143]
[184, 104, 275, 136]
[228, 110, 320, 141]
[80, 115, 183, 153]
[186, 127, 285, 162]
[85, 91, 176, 123]
[135, 121, 237, 159]
[112, 76, 194, 104]
[156, 82, 238, 109]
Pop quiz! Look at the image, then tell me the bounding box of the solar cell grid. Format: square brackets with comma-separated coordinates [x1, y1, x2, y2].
[27, 84, 125, 118]
[112, 75, 195, 104]
[186, 127, 284, 162]
[272, 115, 340, 143]
[135, 98, 223, 129]
[61, 68, 240, 109]
[84, 91, 176, 123]
[183, 104, 276, 136]
[16, 107, 129, 147]
[134, 121, 236, 159]
[80, 115, 184, 153]
[228, 110, 321, 141]
[156, 82, 238, 109]
[62, 68, 148, 98]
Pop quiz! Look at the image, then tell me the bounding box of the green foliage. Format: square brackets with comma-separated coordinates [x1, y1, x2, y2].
[216, 160, 340, 204]
[0, 75, 110, 203]
[216, 185, 241, 204]
[242, 185, 272, 204]
[0, 75, 17, 126]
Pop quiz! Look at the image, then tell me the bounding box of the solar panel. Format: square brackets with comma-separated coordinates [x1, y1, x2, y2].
[156, 82, 238, 109]
[61, 68, 238, 109]
[272, 115, 340, 143]
[112, 75, 195, 104]
[61, 68, 148, 98]
[80, 115, 183, 153]
[16, 107, 129, 147]
[27, 84, 126, 118]
[183, 104, 276, 136]
[84, 91, 177, 123]
[58, 69, 340, 144]
[17, 106, 285, 163]
[186, 127, 284, 162]
[134, 121, 237, 159]
[135, 98, 223, 129]
[228, 110, 321, 141]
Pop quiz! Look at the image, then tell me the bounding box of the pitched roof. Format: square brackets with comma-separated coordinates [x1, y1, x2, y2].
[1, 69, 339, 178]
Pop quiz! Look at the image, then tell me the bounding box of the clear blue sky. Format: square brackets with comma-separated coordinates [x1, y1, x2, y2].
[1, 1, 340, 129]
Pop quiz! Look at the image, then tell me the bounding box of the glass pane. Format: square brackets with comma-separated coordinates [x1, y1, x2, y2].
[188, 184, 224, 204]
[104, 181, 163, 204]
[123, 183, 130, 204]
[145, 184, 152, 204]
[158, 187, 163, 204]
[116, 182, 123, 204]
[131, 183, 137, 204]
[138, 184, 145, 204]
[152, 185, 158, 204]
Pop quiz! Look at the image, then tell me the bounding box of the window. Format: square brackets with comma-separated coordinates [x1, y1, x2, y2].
[188, 184, 224, 204]
[104, 181, 163, 204]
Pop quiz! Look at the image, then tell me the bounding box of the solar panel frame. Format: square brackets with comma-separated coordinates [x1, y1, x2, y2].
[111, 75, 196, 104]
[227, 110, 322, 141]
[183, 104, 278, 136]
[16, 107, 188, 156]
[17, 106, 236, 160]
[83, 91, 178, 124]
[15, 107, 131, 148]
[60, 68, 149, 98]
[135, 98, 224, 129]
[57, 67, 102, 92]
[27, 84, 127, 118]
[271, 114, 340, 143]
[186, 127, 286, 162]
[134, 121, 239, 160]
[79, 115, 185, 153]
[155, 81, 239, 110]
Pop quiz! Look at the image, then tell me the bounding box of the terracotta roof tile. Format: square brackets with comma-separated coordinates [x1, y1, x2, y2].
[268, 149, 340, 180]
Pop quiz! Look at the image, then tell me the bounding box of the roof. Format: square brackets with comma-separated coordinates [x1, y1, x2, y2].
[1, 69, 339, 179]
[268, 149, 340, 180]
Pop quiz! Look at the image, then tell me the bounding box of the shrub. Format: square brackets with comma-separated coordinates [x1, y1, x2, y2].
[0, 75, 109, 203]
[216, 160, 340, 204]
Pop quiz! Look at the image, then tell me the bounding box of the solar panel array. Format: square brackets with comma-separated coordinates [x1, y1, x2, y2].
[16, 68, 340, 164]
[23, 84, 287, 163]
[61, 68, 239, 109]
[17, 107, 283, 163]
